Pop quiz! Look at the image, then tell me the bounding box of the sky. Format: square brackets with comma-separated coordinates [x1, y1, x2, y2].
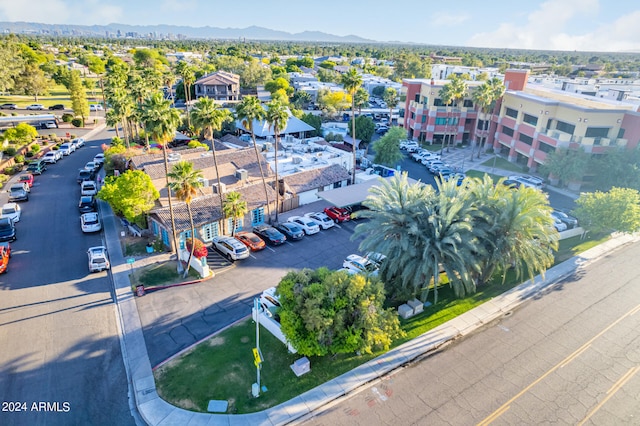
[0, 0, 639, 52]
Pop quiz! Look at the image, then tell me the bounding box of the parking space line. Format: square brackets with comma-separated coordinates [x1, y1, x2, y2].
[266, 246, 276, 253]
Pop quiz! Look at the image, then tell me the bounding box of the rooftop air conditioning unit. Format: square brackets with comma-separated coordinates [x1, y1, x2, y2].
[292, 156, 303, 164]
[211, 182, 227, 194]
[198, 178, 209, 187]
[235, 168, 248, 181]
[168, 153, 181, 162]
[263, 142, 272, 152]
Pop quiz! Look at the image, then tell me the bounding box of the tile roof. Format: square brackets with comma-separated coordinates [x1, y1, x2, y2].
[282, 164, 350, 194]
[194, 71, 240, 86]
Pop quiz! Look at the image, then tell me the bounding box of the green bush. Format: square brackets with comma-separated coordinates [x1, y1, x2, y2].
[71, 118, 83, 127]
[0, 174, 9, 188]
[52, 145, 59, 150]
[14, 154, 24, 163]
[48, 133, 57, 139]
[3, 147, 17, 156]
[25, 151, 34, 158]
[70, 134, 77, 139]
[30, 144, 41, 154]
[62, 113, 73, 122]
[187, 140, 208, 150]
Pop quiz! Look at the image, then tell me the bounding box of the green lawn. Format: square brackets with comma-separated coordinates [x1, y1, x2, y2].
[479, 156, 527, 173]
[131, 261, 200, 289]
[0, 83, 103, 107]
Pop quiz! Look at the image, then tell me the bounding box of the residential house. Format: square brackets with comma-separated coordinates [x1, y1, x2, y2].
[194, 71, 240, 101]
[281, 163, 350, 205]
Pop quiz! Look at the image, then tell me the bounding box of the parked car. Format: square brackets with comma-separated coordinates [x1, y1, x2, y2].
[375, 126, 389, 134]
[26, 160, 46, 175]
[72, 137, 85, 148]
[81, 212, 102, 233]
[49, 104, 65, 110]
[323, 206, 350, 223]
[502, 179, 522, 189]
[59, 143, 74, 155]
[552, 210, 578, 229]
[78, 195, 97, 213]
[509, 175, 543, 190]
[427, 162, 447, 173]
[420, 154, 442, 165]
[1, 203, 21, 223]
[0, 241, 11, 257]
[77, 169, 95, 184]
[84, 161, 99, 173]
[553, 217, 568, 232]
[275, 222, 305, 241]
[399, 140, 419, 151]
[0, 103, 17, 110]
[433, 166, 454, 176]
[211, 236, 250, 261]
[89, 104, 104, 111]
[303, 212, 335, 230]
[8, 184, 29, 202]
[81, 181, 98, 196]
[0, 217, 16, 242]
[235, 232, 266, 251]
[0, 243, 9, 274]
[253, 224, 287, 245]
[93, 153, 105, 165]
[43, 151, 59, 164]
[87, 246, 110, 272]
[343, 254, 379, 276]
[18, 173, 34, 188]
[287, 216, 320, 235]
[42, 121, 57, 129]
[26, 103, 45, 110]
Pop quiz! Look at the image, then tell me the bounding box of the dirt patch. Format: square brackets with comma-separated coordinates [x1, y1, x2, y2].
[175, 399, 199, 411]
[208, 336, 225, 347]
[240, 336, 249, 344]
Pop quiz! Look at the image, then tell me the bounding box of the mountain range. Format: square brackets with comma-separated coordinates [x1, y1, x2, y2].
[0, 21, 375, 43]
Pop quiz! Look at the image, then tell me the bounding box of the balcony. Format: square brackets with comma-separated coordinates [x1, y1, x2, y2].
[540, 128, 572, 142]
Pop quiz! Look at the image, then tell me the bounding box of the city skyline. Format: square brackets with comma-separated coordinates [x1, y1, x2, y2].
[0, 0, 639, 53]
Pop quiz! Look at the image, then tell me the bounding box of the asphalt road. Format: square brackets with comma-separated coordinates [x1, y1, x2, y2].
[0, 128, 134, 425]
[300, 239, 640, 425]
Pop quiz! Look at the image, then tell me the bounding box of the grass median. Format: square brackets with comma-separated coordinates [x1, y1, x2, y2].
[153, 232, 610, 414]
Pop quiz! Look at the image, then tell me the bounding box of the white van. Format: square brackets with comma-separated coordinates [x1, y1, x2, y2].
[510, 175, 543, 190]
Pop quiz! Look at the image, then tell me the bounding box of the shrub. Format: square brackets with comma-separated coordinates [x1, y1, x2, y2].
[71, 118, 83, 127]
[3, 147, 17, 156]
[14, 154, 24, 163]
[26, 151, 34, 158]
[70, 134, 77, 139]
[186, 238, 208, 258]
[30, 144, 41, 154]
[62, 113, 73, 122]
[187, 140, 208, 150]
[52, 145, 59, 150]
[0, 174, 9, 188]
[48, 133, 57, 139]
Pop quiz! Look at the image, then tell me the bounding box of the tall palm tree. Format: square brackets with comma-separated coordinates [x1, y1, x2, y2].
[176, 61, 195, 127]
[470, 83, 493, 160]
[139, 92, 182, 264]
[105, 108, 122, 139]
[382, 87, 397, 126]
[191, 97, 232, 216]
[222, 191, 248, 237]
[235, 96, 271, 220]
[265, 99, 289, 223]
[481, 77, 506, 159]
[168, 161, 204, 278]
[341, 68, 363, 184]
[447, 75, 468, 152]
[353, 87, 369, 115]
[163, 71, 177, 106]
[438, 85, 453, 156]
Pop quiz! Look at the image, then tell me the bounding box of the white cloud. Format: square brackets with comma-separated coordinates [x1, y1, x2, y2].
[432, 11, 470, 27]
[463, 0, 640, 52]
[0, 0, 122, 25]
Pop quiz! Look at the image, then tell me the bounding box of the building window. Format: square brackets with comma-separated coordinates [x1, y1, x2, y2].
[251, 208, 265, 226]
[151, 221, 159, 235]
[463, 100, 473, 107]
[227, 218, 243, 233]
[421, 115, 427, 123]
[410, 112, 415, 120]
[435, 117, 447, 125]
[201, 223, 219, 242]
[523, 113, 538, 126]
[618, 128, 625, 139]
[502, 125, 514, 137]
[505, 107, 518, 119]
[161, 229, 169, 246]
[179, 230, 192, 250]
[556, 120, 575, 135]
[518, 133, 533, 145]
[465, 118, 473, 125]
[538, 142, 555, 153]
[434, 98, 444, 106]
[585, 127, 609, 138]
[414, 93, 420, 102]
[333, 181, 342, 189]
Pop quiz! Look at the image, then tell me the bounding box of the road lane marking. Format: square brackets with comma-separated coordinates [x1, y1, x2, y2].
[577, 366, 640, 426]
[477, 302, 640, 426]
[266, 246, 276, 253]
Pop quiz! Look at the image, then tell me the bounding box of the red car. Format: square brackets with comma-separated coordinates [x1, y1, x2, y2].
[18, 173, 34, 188]
[235, 232, 266, 251]
[323, 206, 350, 223]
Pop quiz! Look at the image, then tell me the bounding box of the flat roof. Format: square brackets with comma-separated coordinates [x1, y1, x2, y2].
[317, 175, 420, 207]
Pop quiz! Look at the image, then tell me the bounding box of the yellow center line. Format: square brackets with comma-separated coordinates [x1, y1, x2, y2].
[477, 302, 640, 426]
[577, 366, 640, 426]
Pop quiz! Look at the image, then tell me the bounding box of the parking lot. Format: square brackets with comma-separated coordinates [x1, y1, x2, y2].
[136, 200, 366, 366]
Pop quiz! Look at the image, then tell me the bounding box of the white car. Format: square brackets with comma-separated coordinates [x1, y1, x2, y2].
[84, 161, 99, 172]
[89, 104, 104, 111]
[81, 180, 98, 196]
[211, 236, 250, 261]
[287, 216, 320, 235]
[93, 153, 105, 165]
[42, 151, 58, 164]
[343, 254, 379, 276]
[43, 121, 57, 129]
[1, 203, 21, 223]
[72, 137, 85, 148]
[59, 143, 74, 155]
[304, 212, 335, 230]
[81, 212, 101, 233]
[87, 246, 110, 272]
[553, 218, 568, 232]
[26, 103, 45, 110]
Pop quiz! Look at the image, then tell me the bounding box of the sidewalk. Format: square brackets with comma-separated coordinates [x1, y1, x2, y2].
[105, 192, 639, 422]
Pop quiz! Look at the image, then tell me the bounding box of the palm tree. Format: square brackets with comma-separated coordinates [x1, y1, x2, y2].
[480, 77, 505, 159]
[163, 71, 177, 106]
[382, 87, 397, 126]
[438, 85, 453, 156]
[168, 161, 204, 278]
[354, 87, 369, 115]
[470, 83, 493, 160]
[105, 108, 122, 139]
[353, 173, 483, 304]
[176, 61, 195, 127]
[191, 97, 233, 216]
[222, 191, 248, 237]
[447, 75, 468, 152]
[341, 68, 363, 184]
[265, 99, 289, 223]
[235, 96, 271, 220]
[139, 92, 182, 264]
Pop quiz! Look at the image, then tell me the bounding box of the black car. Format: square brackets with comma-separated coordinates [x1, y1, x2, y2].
[275, 222, 304, 241]
[253, 225, 287, 245]
[552, 209, 579, 228]
[48, 104, 65, 110]
[79, 196, 97, 213]
[0, 218, 16, 242]
[77, 169, 95, 184]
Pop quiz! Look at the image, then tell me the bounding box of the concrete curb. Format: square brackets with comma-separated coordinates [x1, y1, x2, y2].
[116, 228, 639, 425]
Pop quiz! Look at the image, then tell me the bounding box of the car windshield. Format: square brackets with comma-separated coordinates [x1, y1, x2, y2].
[2, 207, 15, 214]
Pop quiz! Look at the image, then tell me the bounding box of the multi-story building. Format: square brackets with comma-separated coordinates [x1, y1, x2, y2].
[194, 71, 240, 102]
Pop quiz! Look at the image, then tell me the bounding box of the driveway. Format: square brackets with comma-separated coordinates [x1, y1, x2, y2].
[136, 200, 366, 367]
